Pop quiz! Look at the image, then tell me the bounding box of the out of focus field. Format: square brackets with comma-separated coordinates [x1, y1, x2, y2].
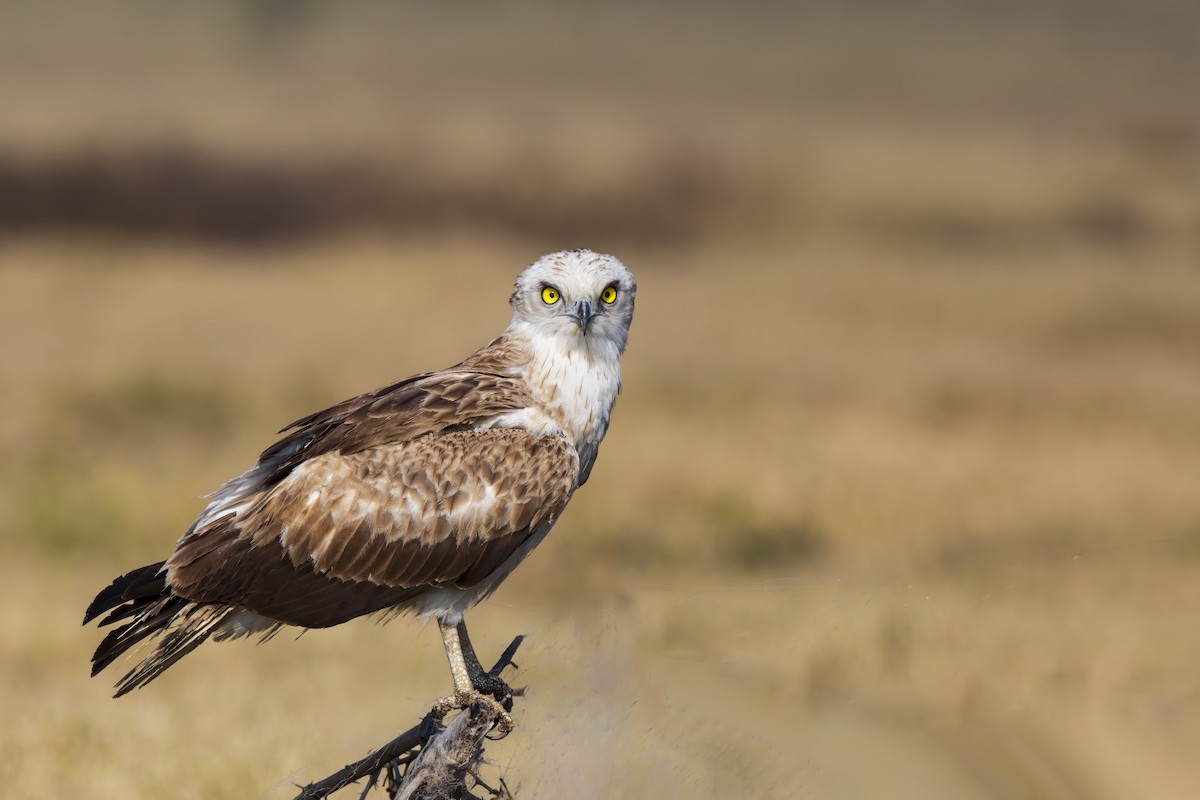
[3, 2, 1200, 798]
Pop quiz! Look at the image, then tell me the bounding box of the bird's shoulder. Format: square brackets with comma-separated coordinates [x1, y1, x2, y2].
[261, 365, 537, 478]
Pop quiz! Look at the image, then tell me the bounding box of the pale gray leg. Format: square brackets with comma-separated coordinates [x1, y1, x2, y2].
[438, 618, 514, 706]
[433, 617, 514, 736]
[438, 618, 474, 695]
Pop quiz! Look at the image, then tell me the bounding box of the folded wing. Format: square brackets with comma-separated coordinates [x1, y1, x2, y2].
[165, 427, 578, 628]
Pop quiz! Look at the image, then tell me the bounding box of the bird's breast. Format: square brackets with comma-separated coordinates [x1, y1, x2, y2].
[517, 343, 620, 448]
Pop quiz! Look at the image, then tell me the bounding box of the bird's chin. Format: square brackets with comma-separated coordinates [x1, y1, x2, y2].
[554, 319, 589, 339]
[559, 316, 591, 337]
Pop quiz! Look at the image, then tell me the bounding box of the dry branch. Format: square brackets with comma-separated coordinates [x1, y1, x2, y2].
[391, 697, 507, 800]
[294, 635, 524, 800]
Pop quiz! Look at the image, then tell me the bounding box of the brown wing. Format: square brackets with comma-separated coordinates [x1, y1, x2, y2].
[257, 367, 535, 484]
[165, 428, 578, 628]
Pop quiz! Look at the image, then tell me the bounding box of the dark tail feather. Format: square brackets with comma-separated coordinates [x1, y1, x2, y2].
[85, 562, 232, 696]
[90, 596, 185, 676]
[111, 603, 233, 697]
[84, 562, 168, 625]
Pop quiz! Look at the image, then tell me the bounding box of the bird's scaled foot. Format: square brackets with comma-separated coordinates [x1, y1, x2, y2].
[429, 689, 514, 738]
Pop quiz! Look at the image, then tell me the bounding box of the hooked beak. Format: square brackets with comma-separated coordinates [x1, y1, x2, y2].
[571, 298, 597, 333]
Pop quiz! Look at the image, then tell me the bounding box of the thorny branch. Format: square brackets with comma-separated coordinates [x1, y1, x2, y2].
[294, 636, 525, 800]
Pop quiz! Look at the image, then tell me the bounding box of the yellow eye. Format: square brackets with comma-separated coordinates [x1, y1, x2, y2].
[601, 285, 618, 304]
[541, 286, 560, 305]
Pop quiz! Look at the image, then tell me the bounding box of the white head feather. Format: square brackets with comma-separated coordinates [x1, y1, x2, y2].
[508, 249, 637, 358]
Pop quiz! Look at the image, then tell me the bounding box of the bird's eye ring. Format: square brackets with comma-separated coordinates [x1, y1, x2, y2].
[601, 285, 618, 304]
[541, 286, 560, 305]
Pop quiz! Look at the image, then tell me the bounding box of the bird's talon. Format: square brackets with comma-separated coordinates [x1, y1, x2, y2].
[429, 692, 466, 720]
[489, 706, 515, 739]
[430, 689, 514, 738]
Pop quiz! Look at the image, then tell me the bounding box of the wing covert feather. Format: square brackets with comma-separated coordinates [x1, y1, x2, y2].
[167, 428, 578, 627]
[252, 369, 535, 494]
[265, 429, 579, 588]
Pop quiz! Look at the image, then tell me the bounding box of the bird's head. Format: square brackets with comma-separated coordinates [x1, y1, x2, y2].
[509, 249, 636, 355]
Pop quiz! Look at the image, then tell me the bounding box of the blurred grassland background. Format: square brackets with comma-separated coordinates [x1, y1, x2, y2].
[2, 0, 1200, 797]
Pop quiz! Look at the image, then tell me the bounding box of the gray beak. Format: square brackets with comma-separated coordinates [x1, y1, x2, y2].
[572, 298, 597, 332]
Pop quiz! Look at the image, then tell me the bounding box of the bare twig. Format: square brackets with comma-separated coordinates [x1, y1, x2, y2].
[293, 719, 426, 800]
[294, 635, 525, 800]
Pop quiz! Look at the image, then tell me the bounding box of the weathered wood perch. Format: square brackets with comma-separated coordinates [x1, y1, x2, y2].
[294, 635, 524, 800]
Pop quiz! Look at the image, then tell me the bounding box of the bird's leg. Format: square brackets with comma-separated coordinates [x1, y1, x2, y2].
[454, 619, 515, 709]
[436, 618, 515, 706]
[434, 618, 514, 734]
[438, 617, 475, 695]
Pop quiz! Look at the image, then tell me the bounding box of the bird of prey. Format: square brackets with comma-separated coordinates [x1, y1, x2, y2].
[84, 249, 636, 713]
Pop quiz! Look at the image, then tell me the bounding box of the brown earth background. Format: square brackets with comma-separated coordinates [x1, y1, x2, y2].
[2, 1, 1200, 797]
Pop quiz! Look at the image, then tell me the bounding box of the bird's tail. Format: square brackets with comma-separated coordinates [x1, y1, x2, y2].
[84, 562, 233, 697]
